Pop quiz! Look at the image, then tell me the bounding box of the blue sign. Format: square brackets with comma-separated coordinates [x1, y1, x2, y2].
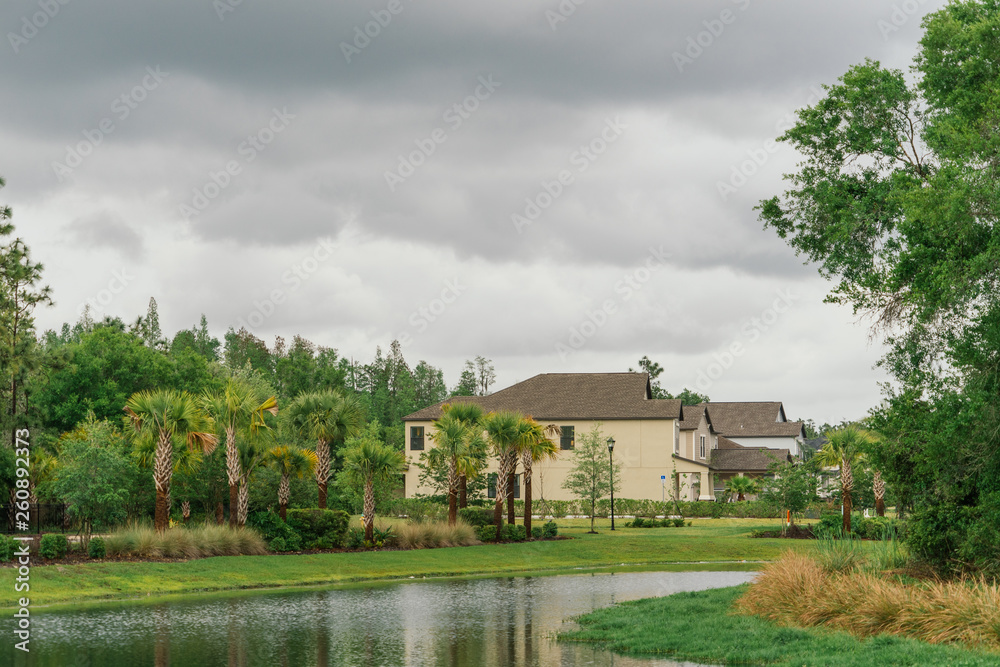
[660, 475, 666, 481]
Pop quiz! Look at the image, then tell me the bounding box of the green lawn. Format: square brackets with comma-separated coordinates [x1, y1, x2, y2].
[560, 584, 1000, 666]
[5, 517, 814, 609]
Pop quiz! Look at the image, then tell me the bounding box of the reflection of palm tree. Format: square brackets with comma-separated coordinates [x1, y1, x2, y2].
[154, 604, 170, 667]
[265, 446, 317, 520]
[815, 425, 875, 533]
[283, 391, 364, 509]
[125, 389, 217, 532]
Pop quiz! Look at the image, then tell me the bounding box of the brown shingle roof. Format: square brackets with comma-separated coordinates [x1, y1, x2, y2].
[403, 372, 682, 422]
[716, 436, 744, 450]
[703, 402, 804, 438]
[678, 405, 710, 431]
[710, 447, 792, 472]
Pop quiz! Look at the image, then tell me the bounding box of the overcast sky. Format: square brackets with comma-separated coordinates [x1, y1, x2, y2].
[1, 1, 947, 424]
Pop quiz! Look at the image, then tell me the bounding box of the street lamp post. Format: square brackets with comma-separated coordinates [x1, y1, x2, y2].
[607, 437, 615, 531]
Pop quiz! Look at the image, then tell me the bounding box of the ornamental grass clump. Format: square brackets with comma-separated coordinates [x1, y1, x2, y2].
[103, 521, 267, 559]
[736, 550, 1000, 651]
[395, 521, 478, 549]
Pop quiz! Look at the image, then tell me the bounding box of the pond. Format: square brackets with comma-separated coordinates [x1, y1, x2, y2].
[8, 569, 757, 666]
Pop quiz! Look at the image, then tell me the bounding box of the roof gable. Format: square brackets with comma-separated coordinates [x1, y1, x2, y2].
[703, 402, 804, 438]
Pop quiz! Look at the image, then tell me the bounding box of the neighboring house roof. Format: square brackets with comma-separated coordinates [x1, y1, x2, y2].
[702, 402, 805, 438]
[803, 436, 828, 453]
[716, 436, 744, 450]
[710, 447, 792, 472]
[678, 404, 714, 431]
[403, 372, 683, 422]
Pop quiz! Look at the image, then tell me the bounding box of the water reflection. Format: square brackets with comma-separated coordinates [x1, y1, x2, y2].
[10, 570, 755, 666]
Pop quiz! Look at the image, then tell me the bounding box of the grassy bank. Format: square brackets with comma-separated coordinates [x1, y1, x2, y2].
[560, 585, 1000, 666]
[5, 518, 810, 609]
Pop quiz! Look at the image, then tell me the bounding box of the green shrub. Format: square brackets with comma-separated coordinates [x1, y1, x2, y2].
[285, 509, 349, 549]
[0, 535, 16, 562]
[531, 526, 543, 539]
[345, 528, 365, 550]
[475, 525, 497, 542]
[87, 536, 106, 559]
[672, 517, 685, 527]
[501, 524, 527, 542]
[269, 537, 287, 552]
[247, 511, 298, 544]
[458, 507, 494, 527]
[542, 521, 558, 538]
[39, 534, 68, 559]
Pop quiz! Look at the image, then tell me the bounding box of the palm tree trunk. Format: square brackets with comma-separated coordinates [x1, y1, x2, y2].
[459, 475, 467, 508]
[363, 478, 375, 544]
[316, 439, 331, 510]
[182, 501, 191, 524]
[493, 452, 515, 541]
[447, 457, 458, 526]
[842, 458, 854, 534]
[279, 474, 290, 521]
[506, 472, 516, 525]
[873, 470, 886, 517]
[225, 426, 241, 529]
[215, 501, 224, 525]
[153, 432, 172, 532]
[522, 454, 533, 537]
[237, 479, 249, 526]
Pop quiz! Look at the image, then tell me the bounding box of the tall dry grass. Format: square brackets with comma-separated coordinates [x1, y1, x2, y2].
[395, 521, 478, 549]
[735, 550, 1000, 651]
[104, 521, 268, 559]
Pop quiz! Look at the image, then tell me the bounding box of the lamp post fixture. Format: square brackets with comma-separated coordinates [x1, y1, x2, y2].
[607, 436, 615, 531]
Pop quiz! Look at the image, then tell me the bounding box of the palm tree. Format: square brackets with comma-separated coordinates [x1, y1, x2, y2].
[28, 448, 57, 505]
[265, 445, 317, 520]
[125, 389, 217, 532]
[815, 425, 876, 533]
[724, 475, 757, 502]
[483, 410, 528, 541]
[519, 419, 559, 537]
[342, 433, 405, 543]
[202, 379, 278, 527]
[873, 469, 886, 517]
[430, 413, 472, 525]
[442, 402, 485, 508]
[283, 390, 365, 509]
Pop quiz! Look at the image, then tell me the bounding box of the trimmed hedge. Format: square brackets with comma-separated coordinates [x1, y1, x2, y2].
[87, 536, 106, 559]
[285, 509, 349, 549]
[458, 507, 494, 527]
[0, 535, 16, 562]
[39, 534, 68, 560]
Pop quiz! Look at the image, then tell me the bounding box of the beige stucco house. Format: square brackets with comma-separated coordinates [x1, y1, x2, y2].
[402, 372, 804, 504]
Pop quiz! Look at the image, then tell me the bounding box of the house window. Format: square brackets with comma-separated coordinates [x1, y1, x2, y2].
[410, 426, 424, 451]
[700, 435, 706, 459]
[560, 426, 575, 450]
[487, 473, 521, 499]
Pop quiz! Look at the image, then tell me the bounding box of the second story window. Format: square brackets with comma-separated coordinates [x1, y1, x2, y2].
[560, 426, 575, 450]
[700, 435, 706, 458]
[410, 426, 424, 451]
